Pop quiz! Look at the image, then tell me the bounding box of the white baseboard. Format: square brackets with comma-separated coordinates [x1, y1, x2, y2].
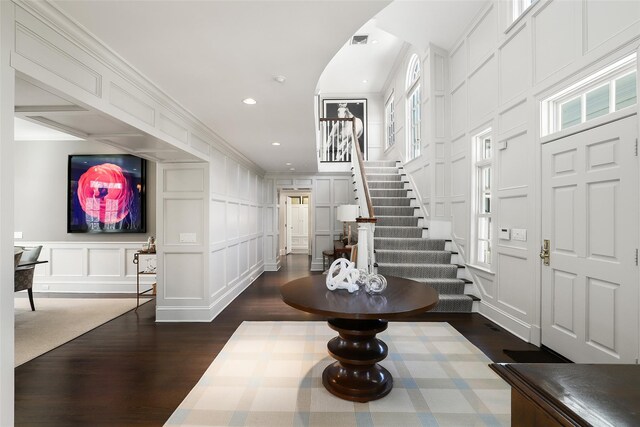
[478, 300, 533, 343]
[156, 263, 264, 322]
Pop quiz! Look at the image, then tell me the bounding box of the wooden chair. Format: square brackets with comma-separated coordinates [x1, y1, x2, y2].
[322, 249, 335, 270]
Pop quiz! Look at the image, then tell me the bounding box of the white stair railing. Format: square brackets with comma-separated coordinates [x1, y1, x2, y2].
[319, 118, 353, 162]
[348, 120, 376, 273]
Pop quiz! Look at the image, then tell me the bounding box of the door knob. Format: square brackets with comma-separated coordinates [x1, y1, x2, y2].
[539, 239, 550, 266]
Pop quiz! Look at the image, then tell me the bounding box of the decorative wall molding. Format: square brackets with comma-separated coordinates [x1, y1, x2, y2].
[23, 241, 155, 293]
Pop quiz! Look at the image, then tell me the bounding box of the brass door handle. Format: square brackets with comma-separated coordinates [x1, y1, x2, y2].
[539, 239, 550, 266]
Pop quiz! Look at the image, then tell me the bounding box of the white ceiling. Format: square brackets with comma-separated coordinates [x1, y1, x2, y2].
[46, 1, 487, 173]
[52, 0, 390, 173]
[317, 20, 406, 94]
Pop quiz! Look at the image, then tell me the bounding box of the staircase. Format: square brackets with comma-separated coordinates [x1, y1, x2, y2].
[364, 160, 476, 312]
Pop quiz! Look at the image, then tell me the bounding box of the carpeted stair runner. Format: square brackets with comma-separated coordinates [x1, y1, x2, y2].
[365, 160, 475, 312]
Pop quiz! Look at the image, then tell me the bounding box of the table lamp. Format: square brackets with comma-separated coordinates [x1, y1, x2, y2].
[336, 204, 359, 245]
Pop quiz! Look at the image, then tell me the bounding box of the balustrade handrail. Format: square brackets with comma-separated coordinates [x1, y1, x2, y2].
[350, 120, 374, 220]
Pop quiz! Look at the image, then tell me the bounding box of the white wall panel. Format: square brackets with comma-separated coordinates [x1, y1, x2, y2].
[499, 25, 531, 103]
[497, 253, 529, 315]
[468, 55, 498, 125]
[585, 0, 640, 52]
[498, 132, 529, 190]
[451, 84, 467, 136]
[227, 203, 239, 239]
[499, 100, 528, 133]
[226, 160, 238, 195]
[315, 179, 331, 204]
[210, 248, 226, 296]
[226, 244, 239, 283]
[333, 179, 350, 204]
[210, 200, 226, 244]
[534, 0, 581, 82]
[239, 241, 248, 273]
[249, 238, 257, 268]
[164, 253, 204, 299]
[158, 112, 189, 144]
[239, 166, 249, 201]
[451, 156, 467, 197]
[468, 6, 497, 71]
[163, 199, 204, 245]
[88, 249, 120, 276]
[109, 83, 154, 125]
[239, 204, 249, 236]
[450, 42, 466, 89]
[164, 168, 204, 193]
[210, 149, 226, 196]
[451, 201, 467, 241]
[51, 248, 83, 276]
[316, 206, 331, 233]
[190, 133, 210, 156]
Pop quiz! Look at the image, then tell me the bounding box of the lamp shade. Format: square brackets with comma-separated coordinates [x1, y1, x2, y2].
[336, 204, 359, 222]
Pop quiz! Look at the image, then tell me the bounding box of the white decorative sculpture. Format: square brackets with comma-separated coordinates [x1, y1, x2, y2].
[326, 258, 360, 293]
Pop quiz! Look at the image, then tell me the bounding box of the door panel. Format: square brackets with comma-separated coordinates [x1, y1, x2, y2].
[541, 116, 638, 363]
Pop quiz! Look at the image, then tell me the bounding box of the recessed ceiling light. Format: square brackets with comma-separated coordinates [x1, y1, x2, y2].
[371, 40, 379, 44]
[274, 75, 286, 83]
[289, 168, 295, 171]
[362, 79, 368, 83]
[285, 162, 291, 166]
[242, 98, 257, 105]
[271, 142, 281, 146]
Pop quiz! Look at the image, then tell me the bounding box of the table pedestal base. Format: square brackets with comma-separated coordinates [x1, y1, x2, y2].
[322, 318, 393, 402]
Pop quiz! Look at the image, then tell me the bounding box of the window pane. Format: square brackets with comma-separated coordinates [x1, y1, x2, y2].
[477, 239, 492, 265]
[561, 97, 582, 130]
[302, 196, 309, 204]
[483, 194, 491, 214]
[290, 197, 300, 204]
[483, 137, 492, 160]
[586, 84, 610, 121]
[482, 167, 491, 191]
[615, 73, 637, 110]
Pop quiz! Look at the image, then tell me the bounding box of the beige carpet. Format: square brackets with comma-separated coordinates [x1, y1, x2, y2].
[14, 296, 149, 367]
[166, 321, 510, 427]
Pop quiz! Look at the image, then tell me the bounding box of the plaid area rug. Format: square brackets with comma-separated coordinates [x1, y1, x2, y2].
[165, 321, 510, 427]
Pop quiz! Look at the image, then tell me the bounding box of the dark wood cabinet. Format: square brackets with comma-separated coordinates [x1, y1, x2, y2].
[490, 363, 640, 426]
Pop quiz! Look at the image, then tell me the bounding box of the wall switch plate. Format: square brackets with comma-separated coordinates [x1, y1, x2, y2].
[179, 233, 197, 243]
[512, 229, 527, 241]
[14, 231, 23, 239]
[499, 228, 511, 240]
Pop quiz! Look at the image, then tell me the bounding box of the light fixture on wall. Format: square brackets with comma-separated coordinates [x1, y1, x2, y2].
[336, 204, 359, 245]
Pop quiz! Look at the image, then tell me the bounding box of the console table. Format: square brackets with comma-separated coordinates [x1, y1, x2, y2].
[133, 250, 156, 309]
[490, 363, 640, 426]
[281, 275, 438, 402]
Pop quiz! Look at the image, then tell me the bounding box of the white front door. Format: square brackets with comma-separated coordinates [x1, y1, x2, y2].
[541, 115, 639, 363]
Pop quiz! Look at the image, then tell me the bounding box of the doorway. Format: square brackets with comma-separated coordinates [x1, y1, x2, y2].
[540, 115, 639, 363]
[279, 190, 311, 256]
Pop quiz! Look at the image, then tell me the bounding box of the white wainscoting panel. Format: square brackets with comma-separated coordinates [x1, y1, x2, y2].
[28, 241, 154, 293]
[164, 252, 204, 300]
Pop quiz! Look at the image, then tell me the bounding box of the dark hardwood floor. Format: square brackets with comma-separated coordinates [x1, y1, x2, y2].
[15, 255, 562, 426]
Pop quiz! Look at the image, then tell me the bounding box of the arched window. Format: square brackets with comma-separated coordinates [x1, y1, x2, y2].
[406, 54, 421, 160]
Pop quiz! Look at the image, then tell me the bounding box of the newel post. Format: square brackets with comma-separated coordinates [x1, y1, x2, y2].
[356, 217, 377, 273]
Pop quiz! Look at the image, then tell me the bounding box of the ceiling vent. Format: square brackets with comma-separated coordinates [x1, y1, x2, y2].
[351, 35, 369, 45]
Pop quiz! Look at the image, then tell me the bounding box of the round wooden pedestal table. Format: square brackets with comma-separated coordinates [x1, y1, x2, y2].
[280, 275, 438, 402]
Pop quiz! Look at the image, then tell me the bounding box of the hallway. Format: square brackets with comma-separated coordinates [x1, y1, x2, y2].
[15, 256, 559, 426]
